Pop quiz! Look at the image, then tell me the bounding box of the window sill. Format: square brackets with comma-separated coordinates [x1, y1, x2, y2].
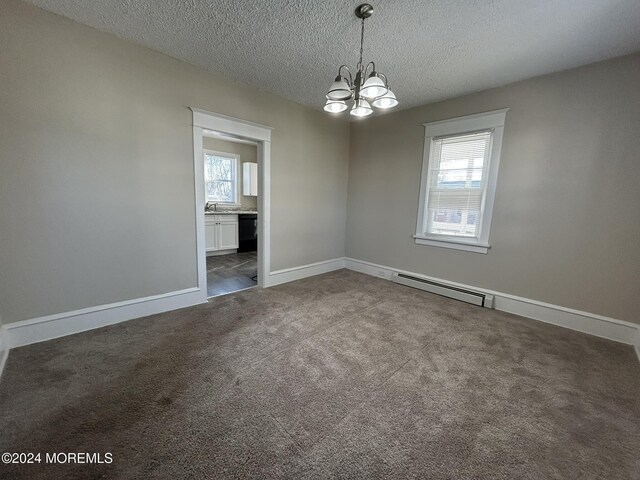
[413, 235, 490, 254]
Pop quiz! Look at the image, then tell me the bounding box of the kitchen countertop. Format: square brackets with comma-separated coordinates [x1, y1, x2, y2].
[205, 210, 258, 215]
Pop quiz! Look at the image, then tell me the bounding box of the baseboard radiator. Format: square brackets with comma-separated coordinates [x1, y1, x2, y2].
[391, 273, 494, 308]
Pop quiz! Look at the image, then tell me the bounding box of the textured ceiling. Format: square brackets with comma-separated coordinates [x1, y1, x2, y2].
[26, 0, 640, 111]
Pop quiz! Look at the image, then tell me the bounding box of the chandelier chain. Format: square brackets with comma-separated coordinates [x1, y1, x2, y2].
[358, 17, 365, 69]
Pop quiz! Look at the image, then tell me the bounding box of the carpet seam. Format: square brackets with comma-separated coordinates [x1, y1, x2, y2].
[267, 413, 306, 457]
[303, 357, 415, 451]
[209, 298, 389, 404]
[218, 298, 391, 449]
[234, 297, 389, 381]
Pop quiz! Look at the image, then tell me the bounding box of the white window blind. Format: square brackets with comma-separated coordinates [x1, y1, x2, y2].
[425, 130, 493, 238]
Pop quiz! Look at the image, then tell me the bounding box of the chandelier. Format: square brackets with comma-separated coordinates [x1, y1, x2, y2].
[324, 3, 398, 117]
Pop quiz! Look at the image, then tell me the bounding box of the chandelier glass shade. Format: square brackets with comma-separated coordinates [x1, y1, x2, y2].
[360, 75, 387, 99]
[324, 99, 349, 113]
[372, 90, 398, 109]
[324, 4, 398, 117]
[326, 78, 352, 101]
[350, 98, 373, 117]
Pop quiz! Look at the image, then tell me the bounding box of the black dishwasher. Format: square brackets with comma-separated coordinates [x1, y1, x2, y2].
[238, 214, 258, 253]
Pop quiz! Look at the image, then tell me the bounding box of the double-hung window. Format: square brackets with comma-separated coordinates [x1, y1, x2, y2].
[204, 150, 239, 205]
[415, 109, 508, 254]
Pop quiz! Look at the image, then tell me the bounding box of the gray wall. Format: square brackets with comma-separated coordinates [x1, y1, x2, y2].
[202, 137, 258, 211]
[347, 54, 640, 324]
[2, 0, 637, 328]
[0, 0, 349, 324]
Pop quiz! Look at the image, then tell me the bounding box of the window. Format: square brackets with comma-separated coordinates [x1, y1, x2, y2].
[204, 151, 239, 204]
[415, 109, 508, 254]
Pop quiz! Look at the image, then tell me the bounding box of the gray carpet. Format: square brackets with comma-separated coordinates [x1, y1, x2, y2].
[0, 270, 638, 479]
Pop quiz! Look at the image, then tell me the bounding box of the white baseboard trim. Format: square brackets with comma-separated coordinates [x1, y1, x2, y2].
[0, 325, 9, 381]
[345, 257, 640, 349]
[1, 254, 347, 365]
[268, 258, 346, 287]
[206, 249, 238, 257]
[632, 328, 640, 364]
[1, 259, 637, 374]
[491, 294, 638, 346]
[6, 287, 207, 349]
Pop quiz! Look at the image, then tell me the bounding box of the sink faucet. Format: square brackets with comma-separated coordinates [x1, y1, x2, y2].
[205, 202, 218, 212]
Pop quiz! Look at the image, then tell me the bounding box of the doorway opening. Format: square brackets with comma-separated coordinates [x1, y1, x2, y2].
[190, 109, 272, 300]
[203, 137, 257, 296]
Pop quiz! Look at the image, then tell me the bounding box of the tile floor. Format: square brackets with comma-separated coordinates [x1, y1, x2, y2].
[206, 251, 257, 297]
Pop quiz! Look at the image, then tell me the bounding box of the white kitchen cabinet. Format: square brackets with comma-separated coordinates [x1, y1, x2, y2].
[243, 162, 258, 197]
[205, 215, 239, 254]
[205, 223, 218, 251]
[218, 218, 239, 250]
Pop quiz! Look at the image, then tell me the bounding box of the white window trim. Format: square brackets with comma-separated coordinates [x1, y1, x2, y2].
[203, 149, 241, 206]
[414, 108, 509, 254]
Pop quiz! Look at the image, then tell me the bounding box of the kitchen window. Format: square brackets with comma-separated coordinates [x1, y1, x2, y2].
[415, 109, 508, 254]
[204, 151, 239, 205]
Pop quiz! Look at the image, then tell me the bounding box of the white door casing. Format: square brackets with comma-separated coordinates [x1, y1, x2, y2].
[191, 108, 272, 295]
